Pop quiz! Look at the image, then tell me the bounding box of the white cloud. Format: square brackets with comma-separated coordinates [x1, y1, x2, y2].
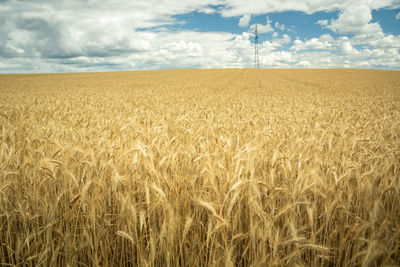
[297, 60, 311, 67]
[219, 0, 398, 17]
[256, 24, 274, 33]
[259, 34, 291, 55]
[338, 37, 359, 55]
[250, 17, 273, 34]
[326, 5, 382, 36]
[275, 34, 291, 45]
[198, 7, 217, 14]
[0, 0, 399, 72]
[274, 22, 285, 31]
[103, 30, 245, 69]
[239, 14, 251, 27]
[260, 51, 295, 67]
[319, 34, 334, 42]
[367, 34, 400, 49]
[396, 12, 400, 19]
[290, 37, 332, 51]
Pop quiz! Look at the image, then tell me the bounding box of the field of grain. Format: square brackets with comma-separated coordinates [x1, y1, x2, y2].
[0, 69, 399, 266]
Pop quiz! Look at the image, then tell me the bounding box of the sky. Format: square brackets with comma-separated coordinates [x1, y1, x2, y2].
[1, 0, 400, 73]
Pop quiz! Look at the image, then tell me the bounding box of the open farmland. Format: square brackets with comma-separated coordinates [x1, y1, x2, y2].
[0, 69, 399, 266]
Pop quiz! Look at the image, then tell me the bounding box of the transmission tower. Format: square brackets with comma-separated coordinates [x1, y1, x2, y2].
[254, 24, 259, 68]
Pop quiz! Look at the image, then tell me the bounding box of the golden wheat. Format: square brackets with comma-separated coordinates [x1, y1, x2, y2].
[0, 69, 399, 266]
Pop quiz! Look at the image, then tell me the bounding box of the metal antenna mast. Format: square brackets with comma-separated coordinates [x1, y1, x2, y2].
[254, 24, 259, 68]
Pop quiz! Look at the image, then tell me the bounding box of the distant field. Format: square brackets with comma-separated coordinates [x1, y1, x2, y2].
[0, 69, 399, 266]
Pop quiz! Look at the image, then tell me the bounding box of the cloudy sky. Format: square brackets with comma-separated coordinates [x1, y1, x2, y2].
[1, 0, 400, 73]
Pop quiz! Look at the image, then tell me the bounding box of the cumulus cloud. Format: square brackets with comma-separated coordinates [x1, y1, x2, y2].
[297, 60, 312, 67]
[319, 34, 334, 42]
[290, 34, 361, 58]
[338, 37, 359, 55]
[290, 37, 332, 51]
[0, 0, 399, 72]
[250, 17, 273, 34]
[239, 14, 251, 27]
[366, 34, 400, 49]
[326, 5, 382, 36]
[260, 50, 295, 67]
[257, 34, 291, 62]
[274, 22, 285, 31]
[275, 34, 291, 45]
[0, 0, 224, 72]
[219, 0, 398, 16]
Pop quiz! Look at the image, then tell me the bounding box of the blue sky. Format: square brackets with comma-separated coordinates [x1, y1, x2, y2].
[0, 0, 400, 73]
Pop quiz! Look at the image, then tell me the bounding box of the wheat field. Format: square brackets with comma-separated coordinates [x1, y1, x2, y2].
[0, 69, 399, 266]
